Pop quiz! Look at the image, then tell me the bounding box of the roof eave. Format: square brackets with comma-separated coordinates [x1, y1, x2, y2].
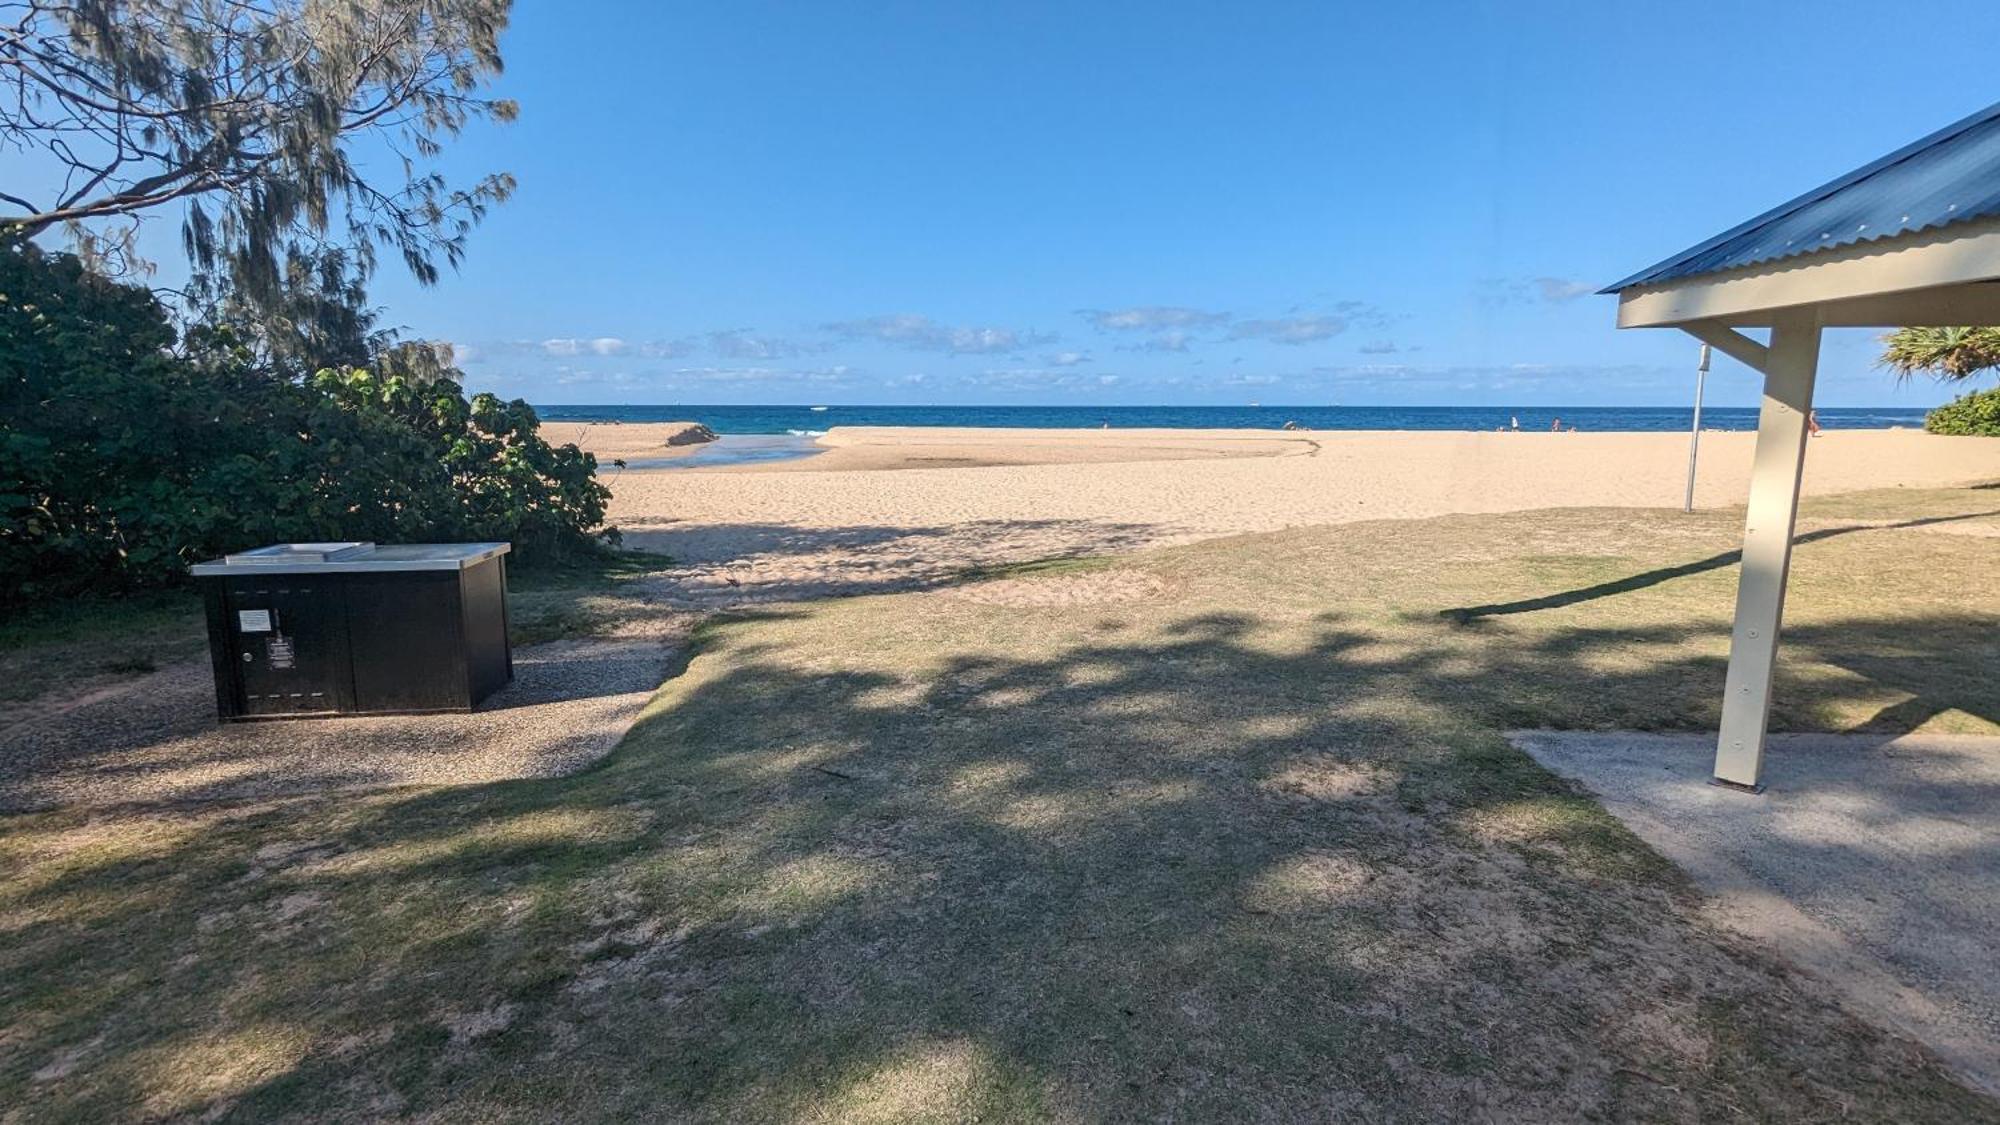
[1614, 215, 2000, 328]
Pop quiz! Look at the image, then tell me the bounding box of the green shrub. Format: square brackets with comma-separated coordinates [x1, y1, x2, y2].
[1924, 385, 2000, 436]
[1, 243, 613, 602]
[293, 366, 614, 560]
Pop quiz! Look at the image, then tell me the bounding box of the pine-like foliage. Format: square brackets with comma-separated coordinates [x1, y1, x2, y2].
[0, 0, 516, 327]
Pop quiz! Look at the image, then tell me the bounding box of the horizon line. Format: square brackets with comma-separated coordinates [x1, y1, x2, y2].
[525, 402, 1936, 411]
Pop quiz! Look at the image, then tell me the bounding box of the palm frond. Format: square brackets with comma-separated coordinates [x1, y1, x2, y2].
[1878, 326, 2000, 381]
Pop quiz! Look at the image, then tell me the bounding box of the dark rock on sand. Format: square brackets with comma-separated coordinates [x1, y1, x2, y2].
[662, 422, 719, 447]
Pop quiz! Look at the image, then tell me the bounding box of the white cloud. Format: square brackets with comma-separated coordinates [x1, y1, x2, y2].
[1080, 306, 1231, 353]
[1301, 362, 1674, 388]
[1082, 303, 1387, 351]
[709, 329, 823, 360]
[1230, 315, 1349, 345]
[467, 335, 701, 361]
[824, 314, 1052, 355]
[640, 338, 700, 358]
[1046, 350, 1092, 367]
[1534, 277, 1597, 303]
[1479, 278, 1599, 306]
[552, 369, 642, 387]
[1080, 306, 1230, 332]
[1125, 330, 1196, 353]
[666, 365, 856, 385]
[970, 367, 1089, 390]
[541, 336, 629, 357]
[951, 327, 1030, 353]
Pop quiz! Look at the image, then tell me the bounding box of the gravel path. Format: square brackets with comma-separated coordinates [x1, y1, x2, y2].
[0, 635, 677, 813]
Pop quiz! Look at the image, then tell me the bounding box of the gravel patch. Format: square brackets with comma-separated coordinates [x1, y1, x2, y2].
[0, 636, 675, 813]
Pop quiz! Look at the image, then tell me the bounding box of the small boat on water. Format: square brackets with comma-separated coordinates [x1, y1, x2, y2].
[809, 405, 829, 412]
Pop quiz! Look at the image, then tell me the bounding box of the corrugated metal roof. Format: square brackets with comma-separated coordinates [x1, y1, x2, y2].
[1605, 100, 2000, 293]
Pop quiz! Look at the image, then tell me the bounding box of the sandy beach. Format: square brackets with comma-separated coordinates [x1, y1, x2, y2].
[552, 421, 1317, 471]
[575, 424, 2000, 604]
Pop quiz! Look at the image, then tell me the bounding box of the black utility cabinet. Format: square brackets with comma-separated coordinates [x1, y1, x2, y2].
[191, 542, 513, 721]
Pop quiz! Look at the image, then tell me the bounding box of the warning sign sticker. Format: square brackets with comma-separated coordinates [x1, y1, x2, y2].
[266, 636, 295, 669]
[238, 609, 273, 633]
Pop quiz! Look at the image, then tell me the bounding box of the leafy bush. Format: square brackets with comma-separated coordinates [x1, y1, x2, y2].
[293, 367, 613, 559]
[1, 243, 613, 603]
[1924, 385, 2000, 436]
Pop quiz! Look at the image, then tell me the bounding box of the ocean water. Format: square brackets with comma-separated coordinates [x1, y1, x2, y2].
[537, 404, 1930, 434]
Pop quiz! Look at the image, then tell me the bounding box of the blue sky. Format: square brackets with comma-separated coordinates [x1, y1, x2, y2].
[357, 3, 1998, 406]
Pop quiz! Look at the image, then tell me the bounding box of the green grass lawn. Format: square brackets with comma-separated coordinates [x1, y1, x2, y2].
[0, 590, 206, 711]
[503, 547, 677, 645]
[4, 491, 1998, 1121]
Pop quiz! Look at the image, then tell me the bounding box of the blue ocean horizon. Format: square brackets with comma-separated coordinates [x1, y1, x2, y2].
[534, 404, 1931, 435]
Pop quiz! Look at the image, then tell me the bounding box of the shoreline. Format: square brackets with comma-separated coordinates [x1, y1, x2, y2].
[533, 403, 1938, 434]
[574, 423, 2000, 481]
[573, 424, 1329, 474]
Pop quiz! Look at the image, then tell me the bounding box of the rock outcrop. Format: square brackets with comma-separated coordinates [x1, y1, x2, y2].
[660, 422, 719, 447]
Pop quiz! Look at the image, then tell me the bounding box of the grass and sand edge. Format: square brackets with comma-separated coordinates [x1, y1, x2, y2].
[3, 486, 1998, 1119]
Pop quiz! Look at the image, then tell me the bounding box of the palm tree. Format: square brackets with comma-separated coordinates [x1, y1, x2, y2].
[1879, 327, 2000, 380]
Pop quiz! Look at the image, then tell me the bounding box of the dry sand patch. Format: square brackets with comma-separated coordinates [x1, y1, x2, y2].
[595, 428, 2000, 609]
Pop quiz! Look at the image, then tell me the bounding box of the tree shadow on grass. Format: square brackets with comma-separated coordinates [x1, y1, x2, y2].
[6, 598, 1998, 1121]
[1440, 509, 2000, 623]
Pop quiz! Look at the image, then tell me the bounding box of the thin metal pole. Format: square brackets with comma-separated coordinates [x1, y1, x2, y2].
[1684, 344, 1711, 513]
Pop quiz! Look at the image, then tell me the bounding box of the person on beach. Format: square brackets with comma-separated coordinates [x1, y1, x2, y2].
[1550, 417, 1562, 432]
[1510, 415, 1520, 431]
[1808, 409, 1823, 437]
